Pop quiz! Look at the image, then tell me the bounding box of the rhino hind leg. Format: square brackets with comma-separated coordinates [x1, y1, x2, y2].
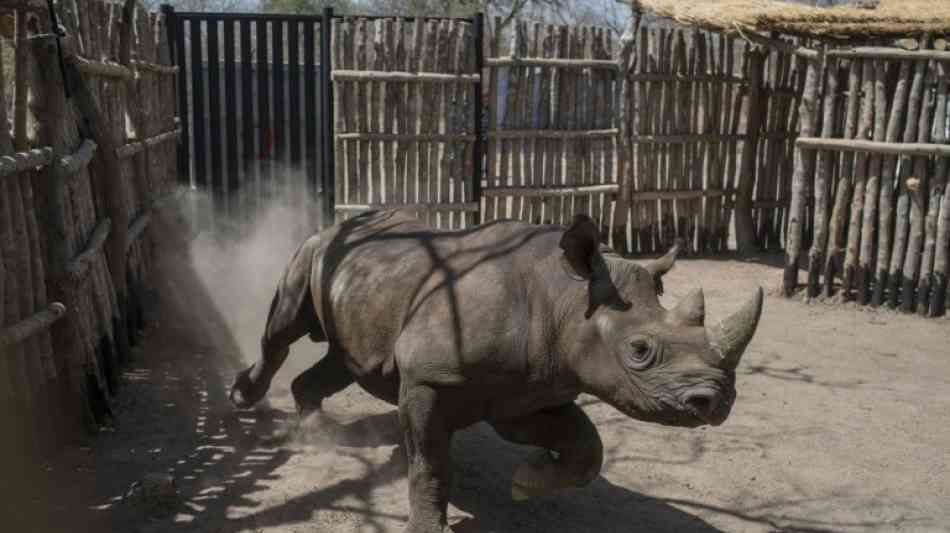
[291, 344, 355, 416]
[489, 402, 604, 501]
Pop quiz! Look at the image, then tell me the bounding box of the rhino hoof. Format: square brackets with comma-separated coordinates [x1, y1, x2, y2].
[229, 367, 265, 409]
[510, 448, 559, 501]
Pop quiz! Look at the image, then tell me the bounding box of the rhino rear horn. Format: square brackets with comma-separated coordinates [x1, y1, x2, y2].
[708, 287, 764, 370]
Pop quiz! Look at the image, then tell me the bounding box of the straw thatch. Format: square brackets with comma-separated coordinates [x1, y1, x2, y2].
[632, 0, 950, 38]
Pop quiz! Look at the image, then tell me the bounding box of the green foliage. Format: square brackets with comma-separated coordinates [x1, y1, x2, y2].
[261, 0, 357, 14]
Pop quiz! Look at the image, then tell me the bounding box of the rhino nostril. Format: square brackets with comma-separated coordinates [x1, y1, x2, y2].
[684, 390, 721, 417]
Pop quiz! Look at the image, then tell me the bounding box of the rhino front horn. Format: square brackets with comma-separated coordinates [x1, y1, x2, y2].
[708, 287, 764, 370]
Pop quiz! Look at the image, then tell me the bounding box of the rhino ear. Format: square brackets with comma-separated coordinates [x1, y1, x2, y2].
[560, 215, 631, 318]
[644, 238, 684, 295]
[559, 214, 601, 279]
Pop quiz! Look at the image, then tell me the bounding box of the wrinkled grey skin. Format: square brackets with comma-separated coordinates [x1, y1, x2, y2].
[230, 210, 763, 533]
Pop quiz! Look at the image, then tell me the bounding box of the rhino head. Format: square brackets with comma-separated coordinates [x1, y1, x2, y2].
[559, 215, 763, 428]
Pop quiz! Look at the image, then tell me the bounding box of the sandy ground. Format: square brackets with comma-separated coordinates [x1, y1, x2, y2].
[4, 210, 950, 533]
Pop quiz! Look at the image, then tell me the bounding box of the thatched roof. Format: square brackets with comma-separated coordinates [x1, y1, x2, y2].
[631, 0, 950, 38]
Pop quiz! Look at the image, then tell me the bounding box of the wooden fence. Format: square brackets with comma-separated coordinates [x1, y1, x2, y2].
[483, 19, 622, 249]
[784, 44, 950, 316]
[330, 15, 481, 228]
[0, 0, 177, 458]
[481, 20, 803, 255]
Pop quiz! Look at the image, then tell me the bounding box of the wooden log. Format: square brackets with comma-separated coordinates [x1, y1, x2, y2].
[405, 19, 422, 212]
[483, 183, 619, 198]
[735, 48, 764, 256]
[61, 37, 132, 357]
[900, 62, 939, 312]
[489, 128, 619, 140]
[918, 63, 949, 315]
[841, 60, 875, 299]
[435, 19, 454, 226]
[13, 10, 27, 152]
[539, 24, 556, 227]
[783, 53, 822, 297]
[822, 60, 858, 297]
[331, 69, 479, 83]
[0, 304, 67, 349]
[68, 55, 135, 80]
[887, 58, 930, 308]
[333, 19, 347, 222]
[0, 147, 54, 178]
[335, 202, 479, 213]
[65, 218, 111, 281]
[126, 213, 150, 252]
[806, 56, 838, 297]
[628, 72, 745, 83]
[57, 139, 97, 177]
[336, 132, 476, 142]
[382, 19, 396, 209]
[855, 62, 888, 305]
[827, 47, 950, 61]
[613, 29, 634, 252]
[931, 170, 950, 316]
[417, 20, 437, 223]
[130, 60, 178, 75]
[393, 20, 408, 208]
[871, 60, 913, 306]
[526, 22, 544, 227]
[796, 137, 950, 157]
[368, 19, 383, 206]
[0, 33, 37, 452]
[486, 56, 620, 70]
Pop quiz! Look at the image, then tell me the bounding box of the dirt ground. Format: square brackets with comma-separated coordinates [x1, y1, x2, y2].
[4, 208, 950, 533]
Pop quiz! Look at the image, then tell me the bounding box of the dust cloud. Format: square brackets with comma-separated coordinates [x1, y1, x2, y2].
[150, 168, 326, 374]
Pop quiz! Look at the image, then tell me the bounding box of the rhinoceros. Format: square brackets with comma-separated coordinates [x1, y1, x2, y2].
[230, 210, 763, 533]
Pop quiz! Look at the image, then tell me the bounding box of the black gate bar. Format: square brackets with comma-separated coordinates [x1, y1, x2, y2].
[320, 7, 335, 223]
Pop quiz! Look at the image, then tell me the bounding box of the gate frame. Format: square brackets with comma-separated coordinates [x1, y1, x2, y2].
[163, 5, 486, 226]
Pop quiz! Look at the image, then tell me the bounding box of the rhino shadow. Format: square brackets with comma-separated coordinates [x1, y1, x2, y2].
[447, 424, 726, 533]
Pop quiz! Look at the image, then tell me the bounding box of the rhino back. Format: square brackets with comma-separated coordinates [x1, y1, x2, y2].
[309, 211, 567, 385]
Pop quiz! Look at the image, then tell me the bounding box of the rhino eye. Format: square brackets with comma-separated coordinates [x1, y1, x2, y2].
[626, 336, 657, 370]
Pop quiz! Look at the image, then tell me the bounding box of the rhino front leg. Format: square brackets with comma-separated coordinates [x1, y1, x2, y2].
[400, 384, 453, 533]
[490, 402, 604, 501]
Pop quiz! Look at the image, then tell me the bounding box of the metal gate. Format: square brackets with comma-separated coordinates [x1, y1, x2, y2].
[168, 9, 334, 224]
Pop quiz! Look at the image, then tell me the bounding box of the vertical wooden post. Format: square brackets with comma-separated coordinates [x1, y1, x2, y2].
[322, 8, 336, 223]
[917, 64, 948, 315]
[29, 34, 95, 438]
[807, 55, 838, 297]
[840, 60, 874, 299]
[472, 13, 484, 224]
[887, 58, 929, 308]
[856, 61, 887, 305]
[62, 40, 132, 363]
[872, 60, 913, 307]
[900, 62, 938, 312]
[783, 51, 821, 297]
[931, 166, 950, 317]
[13, 10, 28, 152]
[823, 60, 859, 298]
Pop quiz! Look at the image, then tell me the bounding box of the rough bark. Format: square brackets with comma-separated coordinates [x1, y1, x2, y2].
[887, 58, 929, 308]
[917, 63, 948, 315]
[872, 61, 913, 307]
[735, 48, 764, 256]
[807, 56, 838, 297]
[900, 62, 938, 312]
[784, 55, 822, 296]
